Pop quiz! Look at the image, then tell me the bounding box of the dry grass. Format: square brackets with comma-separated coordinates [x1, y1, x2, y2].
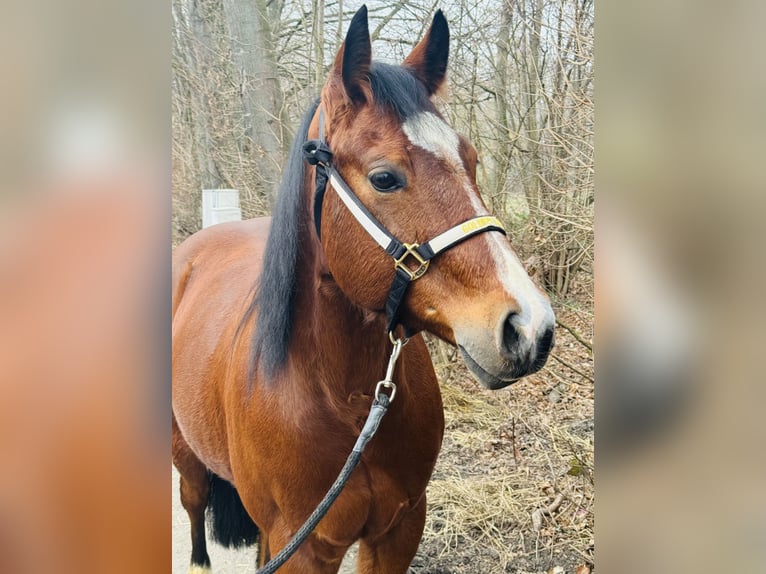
[425, 475, 536, 571]
[416, 320, 594, 573]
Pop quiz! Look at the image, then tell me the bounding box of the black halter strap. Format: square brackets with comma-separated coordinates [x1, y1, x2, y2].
[303, 107, 507, 334]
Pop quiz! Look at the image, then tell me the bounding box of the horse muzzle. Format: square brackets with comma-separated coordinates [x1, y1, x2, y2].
[455, 307, 555, 390]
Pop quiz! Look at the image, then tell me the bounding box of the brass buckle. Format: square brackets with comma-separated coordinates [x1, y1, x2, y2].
[394, 243, 430, 280]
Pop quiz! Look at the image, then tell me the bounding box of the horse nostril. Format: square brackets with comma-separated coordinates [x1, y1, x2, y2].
[533, 324, 555, 369]
[501, 312, 521, 356]
[529, 326, 553, 373]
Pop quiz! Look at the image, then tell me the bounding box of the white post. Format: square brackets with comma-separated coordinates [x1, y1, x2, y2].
[202, 189, 242, 228]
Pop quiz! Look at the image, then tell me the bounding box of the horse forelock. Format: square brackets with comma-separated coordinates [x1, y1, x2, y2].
[368, 62, 434, 119]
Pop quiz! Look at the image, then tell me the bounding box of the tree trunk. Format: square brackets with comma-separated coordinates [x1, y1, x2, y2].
[222, 0, 285, 201]
[523, 0, 544, 214]
[493, 0, 513, 213]
[187, 0, 225, 190]
[313, 0, 326, 91]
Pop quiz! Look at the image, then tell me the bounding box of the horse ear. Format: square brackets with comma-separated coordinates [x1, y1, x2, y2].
[403, 10, 450, 96]
[333, 5, 371, 105]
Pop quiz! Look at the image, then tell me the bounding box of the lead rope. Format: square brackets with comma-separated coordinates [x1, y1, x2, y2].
[254, 336, 406, 573]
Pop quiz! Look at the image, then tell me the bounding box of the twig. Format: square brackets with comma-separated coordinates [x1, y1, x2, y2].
[543, 364, 571, 388]
[511, 418, 524, 466]
[555, 318, 592, 352]
[550, 353, 593, 384]
[531, 493, 565, 531]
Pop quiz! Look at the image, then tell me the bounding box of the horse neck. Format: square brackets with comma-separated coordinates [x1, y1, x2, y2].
[286, 190, 391, 403]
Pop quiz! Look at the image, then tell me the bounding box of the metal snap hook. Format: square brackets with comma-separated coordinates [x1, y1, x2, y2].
[375, 335, 406, 403]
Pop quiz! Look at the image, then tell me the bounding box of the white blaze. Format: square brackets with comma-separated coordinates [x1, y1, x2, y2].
[402, 112, 462, 167]
[402, 112, 554, 341]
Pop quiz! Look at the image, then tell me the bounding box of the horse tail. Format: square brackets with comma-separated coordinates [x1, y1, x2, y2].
[206, 472, 260, 548]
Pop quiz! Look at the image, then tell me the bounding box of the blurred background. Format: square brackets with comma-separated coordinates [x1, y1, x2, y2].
[597, 0, 766, 571]
[0, 0, 170, 572]
[0, 0, 764, 571]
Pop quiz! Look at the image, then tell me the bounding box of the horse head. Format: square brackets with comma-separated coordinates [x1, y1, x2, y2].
[311, 6, 555, 389]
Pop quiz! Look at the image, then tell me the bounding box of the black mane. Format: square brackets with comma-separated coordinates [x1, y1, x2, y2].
[247, 98, 318, 379]
[251, 64, 432, 379]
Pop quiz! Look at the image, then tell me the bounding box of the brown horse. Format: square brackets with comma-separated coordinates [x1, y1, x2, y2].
[172, 6, 555, 573]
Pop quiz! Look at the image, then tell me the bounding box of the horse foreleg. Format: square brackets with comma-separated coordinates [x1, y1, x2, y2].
[356, 495, 427, 574]
[264, 525, 347, 574]
[173, 416, 212, 574]
[257, 530, 270, 567]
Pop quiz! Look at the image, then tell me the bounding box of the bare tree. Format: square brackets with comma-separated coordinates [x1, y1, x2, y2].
[173, 0, 594, 298]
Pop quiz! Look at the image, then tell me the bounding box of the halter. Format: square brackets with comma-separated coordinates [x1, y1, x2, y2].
[303, 106, 507, 334]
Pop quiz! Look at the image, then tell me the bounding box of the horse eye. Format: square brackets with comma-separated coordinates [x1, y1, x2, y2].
[368, 170, 402, 193]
